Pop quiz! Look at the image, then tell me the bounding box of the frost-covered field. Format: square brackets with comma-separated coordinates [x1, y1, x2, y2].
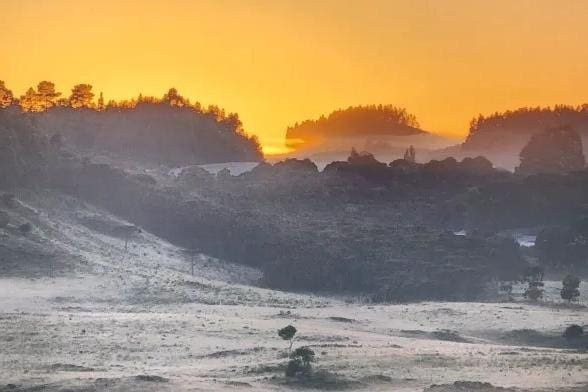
[1, 192, 587, 392]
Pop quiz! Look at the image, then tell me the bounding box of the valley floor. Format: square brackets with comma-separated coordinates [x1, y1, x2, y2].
[0, 190, 587, 392]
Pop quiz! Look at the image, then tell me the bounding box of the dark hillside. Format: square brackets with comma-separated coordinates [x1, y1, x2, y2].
[460, 106, 588, 170]
[28, 103, 262, 165]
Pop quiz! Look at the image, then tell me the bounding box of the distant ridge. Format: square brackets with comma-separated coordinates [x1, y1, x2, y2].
[0, 81, 263, 166]
[283, 105, 454, 165]
[458, 105, 588, 170]
[285, 105, 426, 150]
[1, 103, 263, 166]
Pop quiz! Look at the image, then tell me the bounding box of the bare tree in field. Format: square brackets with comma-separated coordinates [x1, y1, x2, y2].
[112, 225, 141, 252]
[182, 248, 200, 276]
[278, 325, 297, 355]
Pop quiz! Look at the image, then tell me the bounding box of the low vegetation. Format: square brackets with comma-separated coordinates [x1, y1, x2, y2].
[561, 274, 581, 303]
[277, 325, 316, 379]
[285, 104, 424, 150]
[563, 324, 584, 340]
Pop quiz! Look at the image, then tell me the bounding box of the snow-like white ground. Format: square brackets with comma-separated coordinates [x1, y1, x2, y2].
[1, 192, 587, 391]
[452, 229, 537, 247]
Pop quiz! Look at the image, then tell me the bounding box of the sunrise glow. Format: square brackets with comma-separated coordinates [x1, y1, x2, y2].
[2, 0, 588, 153]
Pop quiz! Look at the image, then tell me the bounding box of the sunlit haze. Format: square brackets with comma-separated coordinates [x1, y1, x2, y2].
[2, 0, 588, 154]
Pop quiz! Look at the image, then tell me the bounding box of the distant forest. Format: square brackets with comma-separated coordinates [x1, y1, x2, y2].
[2, 98, 588, 300]
[285, 105, 424, 150]
[0, 80, 263, 165]
[464, 105, 588, 150]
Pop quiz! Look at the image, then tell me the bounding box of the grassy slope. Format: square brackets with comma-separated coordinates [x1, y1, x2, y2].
[0, 190, 587, 391]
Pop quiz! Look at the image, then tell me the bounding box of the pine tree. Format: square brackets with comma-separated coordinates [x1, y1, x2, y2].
[97, 92, 105, 111]
[0, 81, 14, 108]
[69, 84, 95, 109]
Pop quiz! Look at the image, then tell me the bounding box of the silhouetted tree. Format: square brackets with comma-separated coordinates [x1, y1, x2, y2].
[469, 105, 588, 136]
[225, 112, 243, 133]
[516, 126, 586, 175]
[36, 81, 61, 111]
[403, 145, 416, 163]
[162, 88, 187, 107]
[113, 224, 141, 252]
[97, 92, 105, 111]
[523, 266, 544, 301]
[18, 81, 61, 112]
[207, 104, 225, 120]
[278, 325, 297, 355]
[561, 274, 581, 303]
[69, 84, 95, 108]
[0, 81, 13, 108]
[19, 87, 40, 112]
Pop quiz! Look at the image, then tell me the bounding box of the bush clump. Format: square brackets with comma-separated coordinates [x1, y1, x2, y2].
[286, 347, 315, 377]
[563, 324, 584, 340]
[19, 222, 32, 235]
[561, 274, 581, 302]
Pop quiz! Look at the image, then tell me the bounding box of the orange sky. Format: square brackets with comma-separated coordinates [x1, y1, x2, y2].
[2, 0, 588, 154]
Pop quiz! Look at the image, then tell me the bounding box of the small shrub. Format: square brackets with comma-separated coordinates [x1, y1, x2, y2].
[561, 274, 581, 302]
[292, 346, 315, 368]
[285, 347, 315, 378]
[217, 167, 232, 180]
[285, 358, 306, 377]
[19, 222, 32, 235]
[523, 268, 545, 302]
[524, 282, 544, 301]
[563, 324, 584, 340]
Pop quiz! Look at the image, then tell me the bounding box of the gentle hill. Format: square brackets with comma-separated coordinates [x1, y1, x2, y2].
[17, 103, 263, 166]
[459, 105, 588, 170]
[284, 105, 453, 164]
[0, 79, 263, 166]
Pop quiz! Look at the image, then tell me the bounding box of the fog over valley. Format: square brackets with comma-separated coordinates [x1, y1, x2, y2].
[2, 2, 588, 389]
